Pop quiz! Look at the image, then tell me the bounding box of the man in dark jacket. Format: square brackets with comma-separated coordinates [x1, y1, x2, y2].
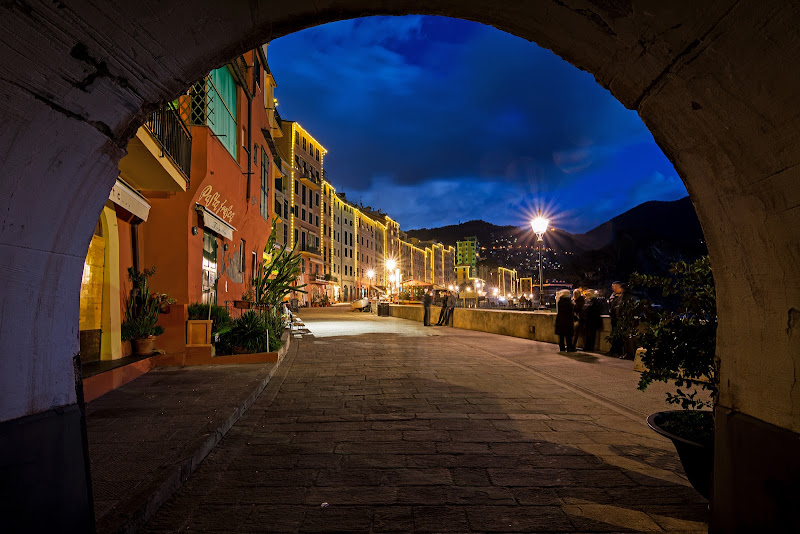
[583, 291, 603, 351]
[423, 290, 433, 326]
[444, 291, 456, 326]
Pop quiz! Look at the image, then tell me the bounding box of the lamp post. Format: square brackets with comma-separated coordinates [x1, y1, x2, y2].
[531, 212, 549, 309]
[386, 259, 396, 301]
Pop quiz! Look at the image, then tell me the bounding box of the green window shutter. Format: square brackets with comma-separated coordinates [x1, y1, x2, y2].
[209, 67, 238, 158]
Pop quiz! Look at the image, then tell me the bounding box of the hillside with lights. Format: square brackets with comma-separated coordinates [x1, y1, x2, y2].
[406, 196, 707, 284]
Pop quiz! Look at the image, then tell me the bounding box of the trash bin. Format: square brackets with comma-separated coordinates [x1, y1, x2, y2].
[378, 302, 390, 316]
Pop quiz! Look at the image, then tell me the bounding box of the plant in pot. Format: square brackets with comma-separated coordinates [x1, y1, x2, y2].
[628, 256, 717, 499]
[121, 267, 167, 356]
[187, 302, 232, 337]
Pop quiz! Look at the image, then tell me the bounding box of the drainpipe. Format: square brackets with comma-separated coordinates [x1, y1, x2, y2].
[131, 221, 141, 273]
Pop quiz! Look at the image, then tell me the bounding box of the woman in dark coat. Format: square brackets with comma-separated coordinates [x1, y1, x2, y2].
[554, 290, 575, 352]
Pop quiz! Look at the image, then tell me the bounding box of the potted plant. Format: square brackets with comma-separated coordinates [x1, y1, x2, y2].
[628, 256, 717, 499]
[186, 302, 231, 346]
[121, 267, 167, 356]
[234, 288, 254, 309]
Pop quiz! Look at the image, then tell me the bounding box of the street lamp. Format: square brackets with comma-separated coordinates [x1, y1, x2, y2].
[366, 269, 375, 298]
[531, 212, 549, 309]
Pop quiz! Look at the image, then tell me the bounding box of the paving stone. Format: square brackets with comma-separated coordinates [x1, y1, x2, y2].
[299, 506, 373, 533]
[373, 507, 415, 532]
[466, 505, 574, 532]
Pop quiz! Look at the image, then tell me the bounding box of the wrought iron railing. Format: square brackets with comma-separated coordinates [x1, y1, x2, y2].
[144, 101, 192, 181]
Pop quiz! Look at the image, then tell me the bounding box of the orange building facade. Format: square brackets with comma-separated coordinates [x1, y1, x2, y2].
[78, 46, 284, 374]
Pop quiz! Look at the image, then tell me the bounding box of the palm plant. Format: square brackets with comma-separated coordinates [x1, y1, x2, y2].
[252, 218, 306, 336]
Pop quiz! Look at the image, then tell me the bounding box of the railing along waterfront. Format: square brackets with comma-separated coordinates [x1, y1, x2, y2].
[144, 101, 192, 182]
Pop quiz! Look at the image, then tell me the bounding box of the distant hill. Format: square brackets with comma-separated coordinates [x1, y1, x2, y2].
[577, 196, 704, 251]
[406, 197, 707, 282]
[405, 220, 519, 248]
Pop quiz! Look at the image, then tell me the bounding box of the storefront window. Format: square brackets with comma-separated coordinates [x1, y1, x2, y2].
[202, 231, 218, 304]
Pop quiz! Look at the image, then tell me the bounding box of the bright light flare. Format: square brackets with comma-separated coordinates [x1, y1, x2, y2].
[531, 214, 549, 237]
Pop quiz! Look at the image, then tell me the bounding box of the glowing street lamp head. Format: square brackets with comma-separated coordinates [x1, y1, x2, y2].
[386, 259, 396, 271]
[531, 213, 549, 238]
[366, 269, 375, 280]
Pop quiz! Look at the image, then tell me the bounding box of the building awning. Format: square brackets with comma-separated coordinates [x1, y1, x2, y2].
[195, 203, 236, 240]
[109, 178, 150, 222]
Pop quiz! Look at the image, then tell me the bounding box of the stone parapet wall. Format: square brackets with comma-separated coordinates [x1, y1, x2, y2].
[388, 305, 612, 352]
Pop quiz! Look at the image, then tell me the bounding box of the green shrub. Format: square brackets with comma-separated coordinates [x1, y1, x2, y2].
[219, 311, 270, 354]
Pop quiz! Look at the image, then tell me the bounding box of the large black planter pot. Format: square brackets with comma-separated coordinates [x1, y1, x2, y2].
[647, 410, 713, 500]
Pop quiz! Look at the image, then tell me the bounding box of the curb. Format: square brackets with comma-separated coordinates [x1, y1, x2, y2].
[97, 330, 295, 534]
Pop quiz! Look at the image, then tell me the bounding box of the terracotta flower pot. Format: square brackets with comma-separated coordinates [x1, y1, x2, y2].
[132, 336, 156, 356]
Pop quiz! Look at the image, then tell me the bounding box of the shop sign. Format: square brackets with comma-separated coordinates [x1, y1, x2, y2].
[197, 185, 235, 223]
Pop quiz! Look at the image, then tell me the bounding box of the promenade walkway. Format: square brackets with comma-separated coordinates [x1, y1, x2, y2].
[142, 307, 707, 532]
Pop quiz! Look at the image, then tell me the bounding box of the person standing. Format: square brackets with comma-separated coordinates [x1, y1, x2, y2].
[571, 288, 586, 350]
[443, 290, 457, 326]
[554, 289, 575, 352]
[607, 281, 623, 356]
[423, 290, 432, 326]
[583, 290, 603, 351]
[435, 291, 449, 325]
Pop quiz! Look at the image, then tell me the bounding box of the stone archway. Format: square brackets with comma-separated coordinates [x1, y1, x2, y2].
[1, 1, 798, 531]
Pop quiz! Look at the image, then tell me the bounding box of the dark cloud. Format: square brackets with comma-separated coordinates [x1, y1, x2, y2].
[269, 16, 686, 232]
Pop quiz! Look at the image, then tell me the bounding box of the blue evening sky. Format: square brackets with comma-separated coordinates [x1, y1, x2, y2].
[268, 16, 687, 233]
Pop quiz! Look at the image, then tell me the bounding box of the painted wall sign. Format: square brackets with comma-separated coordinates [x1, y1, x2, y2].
[197, 185, 235, 223]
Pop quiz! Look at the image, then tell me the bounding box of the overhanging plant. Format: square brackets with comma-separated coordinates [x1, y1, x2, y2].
[629, 255, 718, 443]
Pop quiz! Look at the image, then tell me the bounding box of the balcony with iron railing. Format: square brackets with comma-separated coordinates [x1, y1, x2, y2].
[299, 168, 321, 189]
[119, 101, 192, 192]
[143, 102, 192, 182]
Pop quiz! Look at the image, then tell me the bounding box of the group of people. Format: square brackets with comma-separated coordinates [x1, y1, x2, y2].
[422, 290, 457, 327]
[554, 287, 606, 353]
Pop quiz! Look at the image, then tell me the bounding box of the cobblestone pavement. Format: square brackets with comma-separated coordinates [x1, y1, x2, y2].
[145, 308, 708, 533]
[87, 363, 277, 532]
